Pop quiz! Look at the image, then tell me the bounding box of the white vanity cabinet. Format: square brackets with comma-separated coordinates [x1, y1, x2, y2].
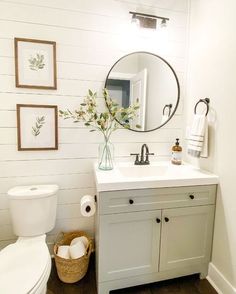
[95, 185, 216, 294]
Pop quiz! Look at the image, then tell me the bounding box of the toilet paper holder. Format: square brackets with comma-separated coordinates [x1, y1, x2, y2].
[80, 195, 96, 217]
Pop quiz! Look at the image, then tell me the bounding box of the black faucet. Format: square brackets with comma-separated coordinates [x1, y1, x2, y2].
[130, 144, 154, 165]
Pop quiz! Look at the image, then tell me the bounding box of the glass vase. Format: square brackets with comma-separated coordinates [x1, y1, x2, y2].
[98, 140, 114, 170]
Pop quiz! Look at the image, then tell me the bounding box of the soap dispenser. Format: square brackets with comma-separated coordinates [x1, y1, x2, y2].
[171, 138, 182, 165]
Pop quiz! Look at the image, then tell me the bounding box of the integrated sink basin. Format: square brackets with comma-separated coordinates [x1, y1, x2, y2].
[118, 165, 169, 178]
[94, 161, 218, 192]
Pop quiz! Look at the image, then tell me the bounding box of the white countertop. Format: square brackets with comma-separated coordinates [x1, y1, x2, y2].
[94, 161, 219, 192]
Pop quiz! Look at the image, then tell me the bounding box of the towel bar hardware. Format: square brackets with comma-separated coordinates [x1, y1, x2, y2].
[194, 98, 210, 116]
[162, 104, 172, 116]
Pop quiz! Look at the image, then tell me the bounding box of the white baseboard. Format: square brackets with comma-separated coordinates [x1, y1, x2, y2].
[207, 262, 236, 294]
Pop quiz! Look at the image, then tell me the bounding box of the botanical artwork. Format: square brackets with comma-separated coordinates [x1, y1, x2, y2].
[32, 116, 46, 137]
[29, 54, 45, 71]
[14, 38, 57, 89]
[17, 104, 58, 151]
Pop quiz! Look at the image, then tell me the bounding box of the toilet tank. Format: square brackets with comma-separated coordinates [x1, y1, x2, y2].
[8, 185, 59, 237]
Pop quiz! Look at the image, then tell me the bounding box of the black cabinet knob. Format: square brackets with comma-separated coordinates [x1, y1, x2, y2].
[164, 217, 169, 222]
[129, 199, 134, 204]
[189, 194, 195, 200]
[156, 218, 161, 223]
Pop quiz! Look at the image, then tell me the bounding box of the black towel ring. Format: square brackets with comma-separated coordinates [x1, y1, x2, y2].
[194, 98, 210, 116]
[162, 104, 172, 116]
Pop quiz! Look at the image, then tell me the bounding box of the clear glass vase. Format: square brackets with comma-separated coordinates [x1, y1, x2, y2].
[98, 140, 114, 170]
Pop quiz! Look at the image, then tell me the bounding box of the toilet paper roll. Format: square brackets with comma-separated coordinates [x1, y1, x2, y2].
[57, 245, 70, 259]
[69, 240, 86, 259]
[70, 236, 89, 248]
[80, 195, 96, 217]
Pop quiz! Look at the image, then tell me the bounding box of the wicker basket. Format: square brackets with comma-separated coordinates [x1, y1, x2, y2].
[54, 231, 92, 283]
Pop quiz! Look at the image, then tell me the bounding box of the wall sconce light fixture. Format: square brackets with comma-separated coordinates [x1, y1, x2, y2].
[129, 11, 169, 30]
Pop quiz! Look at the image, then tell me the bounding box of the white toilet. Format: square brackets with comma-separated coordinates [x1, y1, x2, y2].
[0, 184, 59, 294]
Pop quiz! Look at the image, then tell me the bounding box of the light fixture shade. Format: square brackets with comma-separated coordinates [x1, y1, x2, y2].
[131, 14, 140, 29]
[160, 19, 167, 28]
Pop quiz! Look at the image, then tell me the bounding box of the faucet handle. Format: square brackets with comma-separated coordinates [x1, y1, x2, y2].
[146, 152, 154, 156]
[130, 153, 140, 165]
[145, 152, 155, 164]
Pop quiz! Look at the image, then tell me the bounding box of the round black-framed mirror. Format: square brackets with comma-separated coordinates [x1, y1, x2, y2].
[105, 51, 180, 132]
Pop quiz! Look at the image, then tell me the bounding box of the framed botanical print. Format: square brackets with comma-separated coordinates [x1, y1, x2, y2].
[14, 38, 57, 89]
[16, 104, 58, 151]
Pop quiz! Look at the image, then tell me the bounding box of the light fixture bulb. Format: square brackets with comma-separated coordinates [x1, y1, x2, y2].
[160, 19, 167, 28]
[131, 14, 140, 29]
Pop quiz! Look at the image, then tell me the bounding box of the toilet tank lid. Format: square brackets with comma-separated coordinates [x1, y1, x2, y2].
[7, 184, 59, 200]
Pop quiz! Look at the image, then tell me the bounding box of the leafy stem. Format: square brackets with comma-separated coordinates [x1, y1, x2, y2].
[32, 116, 45, 137]
[59, 89, 140, 141]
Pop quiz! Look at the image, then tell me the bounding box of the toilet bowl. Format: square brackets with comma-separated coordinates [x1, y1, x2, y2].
[0, 235, 51, 294]
[0, 185, 59, 294]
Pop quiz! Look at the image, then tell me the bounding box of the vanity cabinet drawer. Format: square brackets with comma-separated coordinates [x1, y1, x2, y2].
[99, 185, 216, 215]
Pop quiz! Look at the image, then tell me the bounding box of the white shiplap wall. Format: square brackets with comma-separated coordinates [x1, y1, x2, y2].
[0, 0, 189, 250]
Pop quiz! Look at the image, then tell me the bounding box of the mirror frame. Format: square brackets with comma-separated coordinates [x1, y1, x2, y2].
[105, 51, 180, 132]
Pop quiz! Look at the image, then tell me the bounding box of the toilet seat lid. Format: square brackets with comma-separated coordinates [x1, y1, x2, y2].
[0, 238, 49, 294]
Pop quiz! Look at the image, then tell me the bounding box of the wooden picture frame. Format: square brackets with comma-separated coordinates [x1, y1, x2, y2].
[14, 38, 57, 89]
[16, 104, 58, 151]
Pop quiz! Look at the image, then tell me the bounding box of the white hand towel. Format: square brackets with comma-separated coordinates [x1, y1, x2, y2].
[200, 121, 208, 158]
[70, 236, 89, 248]
[187, 114, 208, 158]
[69, 240, 86, 259]
[57, 245, 70, 259]
[161, 114, 169, 124]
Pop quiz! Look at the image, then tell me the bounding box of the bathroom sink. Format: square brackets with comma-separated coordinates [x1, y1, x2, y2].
[94, 161, 219, 192]
[118, 165, 169, 178]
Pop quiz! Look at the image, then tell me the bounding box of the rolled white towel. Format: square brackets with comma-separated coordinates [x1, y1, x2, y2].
[69, 240, 86, 259]
[57, 245, 70, 259]
[70, 236, 89, 248]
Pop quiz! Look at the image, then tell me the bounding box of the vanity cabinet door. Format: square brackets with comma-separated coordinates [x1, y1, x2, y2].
[98, 210, 161, 282]
[160, 205, 215, 271]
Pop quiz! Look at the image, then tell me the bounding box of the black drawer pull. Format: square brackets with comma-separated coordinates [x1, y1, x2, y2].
[156, 218, 161, 223]
[129, 199, 134, 204]
[189, 194, 195, 200]
[164, 217, 169, 222]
